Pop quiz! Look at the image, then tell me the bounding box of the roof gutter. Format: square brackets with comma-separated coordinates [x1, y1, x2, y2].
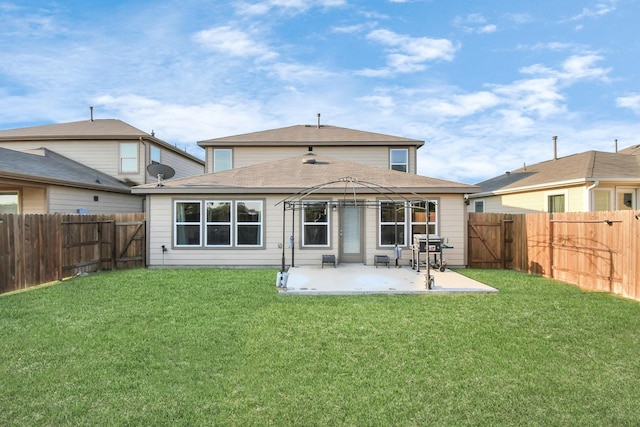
[585, 180, 599, 211]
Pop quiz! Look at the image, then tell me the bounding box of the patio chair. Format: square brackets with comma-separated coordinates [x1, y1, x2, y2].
[322, 254, 336, 268]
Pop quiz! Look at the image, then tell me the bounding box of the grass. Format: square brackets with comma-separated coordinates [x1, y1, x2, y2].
[1, 268, 640, 426]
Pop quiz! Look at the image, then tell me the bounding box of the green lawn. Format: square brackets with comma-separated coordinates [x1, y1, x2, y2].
[1, 268, 639, 426]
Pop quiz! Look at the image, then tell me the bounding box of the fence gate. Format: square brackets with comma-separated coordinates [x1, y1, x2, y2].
[468, 213, 513, 268]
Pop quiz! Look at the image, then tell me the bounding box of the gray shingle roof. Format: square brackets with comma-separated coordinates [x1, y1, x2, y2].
[0, 119, 148, 138]
[0, 147, 132, 193]
[198, 125, 424, 147]
[475, 150, 640, 195]
[132, 153, 478, 195]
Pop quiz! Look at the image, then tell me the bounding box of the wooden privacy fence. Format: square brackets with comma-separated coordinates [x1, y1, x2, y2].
[0, 213, 145, 294]
[469, 211, 640, 301]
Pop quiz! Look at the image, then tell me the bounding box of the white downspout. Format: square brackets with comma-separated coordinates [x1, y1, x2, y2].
[586, 180, 599, 211]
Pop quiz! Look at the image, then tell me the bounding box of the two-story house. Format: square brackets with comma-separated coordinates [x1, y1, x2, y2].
[132, 122, 479, 269]
[469, 145, 640, 214]
[0, 118, 204, 214]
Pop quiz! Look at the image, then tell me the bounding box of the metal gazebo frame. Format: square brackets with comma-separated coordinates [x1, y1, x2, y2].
[275, 176, 436, 274]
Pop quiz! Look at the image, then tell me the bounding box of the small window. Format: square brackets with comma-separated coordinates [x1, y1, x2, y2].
[474, 200, 484, 213]
[150, 146, 161, 164]
[390, 149, 408, 172]
[302, 201, 329, 246]
[236, 200, 262, 246]
[380, 201, 406, 246]
[214, 148, 232, 172]
[120, 143, 138, 173]
[548, 194, 565, 213]
[175, 201, 201, 246]
[0, 192, 19, 214]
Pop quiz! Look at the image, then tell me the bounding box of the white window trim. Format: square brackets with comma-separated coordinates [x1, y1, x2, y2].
[301, 201, 330, 247]
[120, 142, 139, 174]
[235, 200, 263, 247]
[174, 199, 264, 248]
[174, 200, 202, 247]
[213, 148, 233, 172]
[474, 200, 485, 213]
[379, 200, 408, 247]
[590, 188, 613, 212]
[615, 187, 637, 210]
[150, 145, 161, 164]
[389, 148, 409, 173]
[205, 200, 232, 247]
[545, 190, 568, 213]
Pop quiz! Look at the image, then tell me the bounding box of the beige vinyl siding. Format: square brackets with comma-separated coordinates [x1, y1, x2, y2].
[1, 140, 204, 186]
[206, 146, 418, 173]
[155, 146, 204, 180]
[480, 185, 587, 213]
[48, 186, 143, 214]
[147, 192, 468, 268]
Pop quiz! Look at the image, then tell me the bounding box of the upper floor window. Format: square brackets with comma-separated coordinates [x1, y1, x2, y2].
[150, 146, 161, 164]
[214, 148, 232, 172]
[390, 149, 408, 172]
[302, 201, 329, 247]
[120, 143, 138, 173]
[0, 191, 19, 214]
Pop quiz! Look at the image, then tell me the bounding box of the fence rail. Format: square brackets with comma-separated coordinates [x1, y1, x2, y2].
[0, 213, 145, 294]
[468, 211, 640, 301]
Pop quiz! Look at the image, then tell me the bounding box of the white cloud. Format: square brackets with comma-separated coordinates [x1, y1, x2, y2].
[235, 0, 346, 16]
[520, 54, 611, 83]
[616, 94, 640, 114]
[192, 26, 278, 61]
[453, 13, 497, 34]
[362, 29, 456, 74]
[420, 92, 501, 118]
[568, 0, 617, 21]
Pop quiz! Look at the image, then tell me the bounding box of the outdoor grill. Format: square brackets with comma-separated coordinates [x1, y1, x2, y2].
[411, 234, 448, 274]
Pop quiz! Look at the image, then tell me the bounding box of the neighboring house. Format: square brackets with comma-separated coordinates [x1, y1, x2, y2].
[0, 147, 142, 214]
[132, 123, 479, 269]
[469, 148, 640, 213]
[0, 118, 204, 187]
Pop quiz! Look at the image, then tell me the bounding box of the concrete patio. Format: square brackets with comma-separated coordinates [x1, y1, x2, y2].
[279, 264, 498, 295]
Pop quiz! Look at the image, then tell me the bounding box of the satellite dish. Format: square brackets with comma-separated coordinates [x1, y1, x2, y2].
[147, 163, 175, 186]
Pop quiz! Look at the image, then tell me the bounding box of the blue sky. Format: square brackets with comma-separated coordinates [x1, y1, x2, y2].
[1, 0, 639, 183]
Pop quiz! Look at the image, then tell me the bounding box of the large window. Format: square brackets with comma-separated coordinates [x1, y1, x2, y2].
[236, 201, 262, 246]
[175, 201, 202, 246]
[0, 191, 19, 214]
[214, 148, 232, 172]
[206, 201, 231, 246]
[390, 149, 408, 172]
[379, 200, 438, 247]
[380, 201, 406, 246]
[302, 201, 329, 247]
[120, 142, 138, 173]
[176, 199, 263, 248]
